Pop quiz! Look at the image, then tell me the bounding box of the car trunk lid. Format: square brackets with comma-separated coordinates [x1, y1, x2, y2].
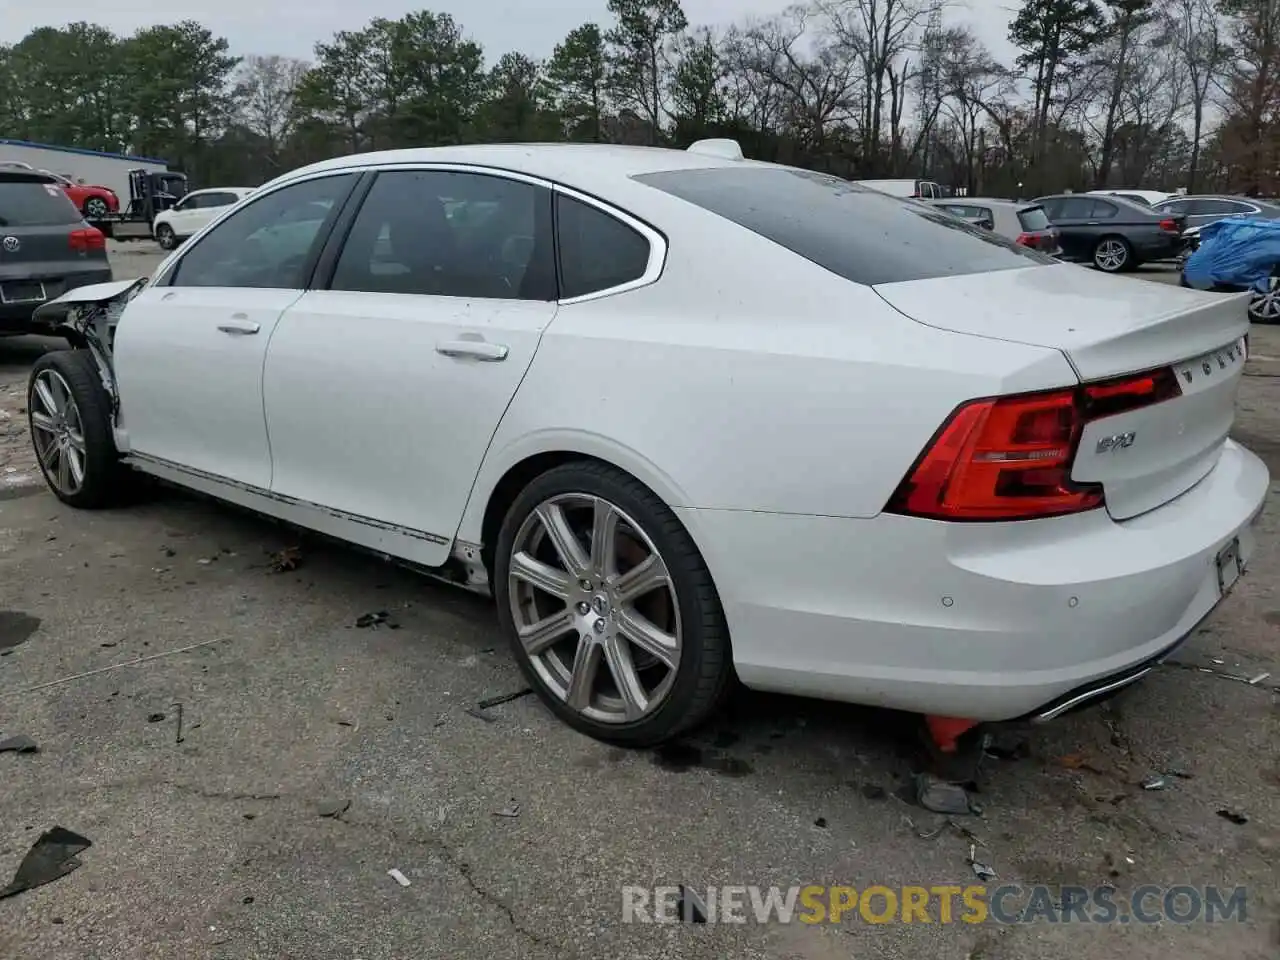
[874, 264, 1252, 520]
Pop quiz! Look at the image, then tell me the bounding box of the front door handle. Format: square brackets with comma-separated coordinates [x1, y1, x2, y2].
[436, 340, 509, 361]
[217, 320, 260, 335]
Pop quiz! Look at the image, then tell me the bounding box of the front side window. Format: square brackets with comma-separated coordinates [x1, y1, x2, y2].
[635, 167, 1050, 286]
[330, 170, 555, 300]
[556, 194, 652, 299]
[169, 174, 354, 289]
[1056, 197, 1094, 219]
[203, 192, 239, 208]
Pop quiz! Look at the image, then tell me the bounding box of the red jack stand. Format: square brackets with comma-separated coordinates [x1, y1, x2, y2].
[921, 715, 986, 783]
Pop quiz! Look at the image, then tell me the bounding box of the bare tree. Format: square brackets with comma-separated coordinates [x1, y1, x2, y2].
[1166, 0, 1229, 190]
[235, 54, 309, 165]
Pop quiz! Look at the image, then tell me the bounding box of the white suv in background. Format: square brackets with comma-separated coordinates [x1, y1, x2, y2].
[152, 187, 255, 249]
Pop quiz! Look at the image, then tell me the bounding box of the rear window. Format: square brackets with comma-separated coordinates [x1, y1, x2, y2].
[1017, 206, 1051, 231]
[0, 179, 81, 227]
[634, 167, 1051, 286]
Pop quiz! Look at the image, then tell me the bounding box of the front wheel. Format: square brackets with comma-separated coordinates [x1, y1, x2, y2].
[155, 224, 177, 250]
[83, 197, 110, 219]
[1093, 236, 1132, 273]
[27, 351, 125, 509]
[494, 461, 734, 746]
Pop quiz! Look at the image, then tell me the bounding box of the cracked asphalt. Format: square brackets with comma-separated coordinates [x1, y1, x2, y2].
[0, 252, 1276, 959]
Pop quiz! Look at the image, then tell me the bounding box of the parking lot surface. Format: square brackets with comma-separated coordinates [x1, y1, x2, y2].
[0, 248, 1276, 959]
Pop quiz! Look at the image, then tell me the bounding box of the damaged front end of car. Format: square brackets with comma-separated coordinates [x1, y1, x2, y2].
[29, 278, 146, 419]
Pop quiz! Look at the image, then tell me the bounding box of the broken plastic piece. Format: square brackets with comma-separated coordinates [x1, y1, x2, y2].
[387, 867, 411, 887]
[914, 773, 972, 815]
[317, 798, 351, 818]
[1217, 808, 1248, 825]
[355, 611, 390, 629]
[0, 826, 92, 899]
[967, 844, 996, 881]
[1140, 774, 1168, 791]
[0, 735, 38, 754]
[493, 801, 521, 818]
[475, 688, 534, 710]
[1247, 672, 1270, 685]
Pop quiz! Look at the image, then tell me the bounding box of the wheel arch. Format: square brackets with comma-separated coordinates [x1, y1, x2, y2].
[461, 433, 693, 575]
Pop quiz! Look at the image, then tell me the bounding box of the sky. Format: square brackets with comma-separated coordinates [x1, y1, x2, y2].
[2, 0, 1021, 67]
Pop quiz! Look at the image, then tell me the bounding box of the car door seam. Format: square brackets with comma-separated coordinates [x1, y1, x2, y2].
[258, 289, 309, 490]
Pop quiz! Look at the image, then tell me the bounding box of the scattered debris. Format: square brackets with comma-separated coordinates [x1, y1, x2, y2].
[316, 798, 351, 819]
[147, 712, 166, 723]
[493, 800, 521, 818]
[355, 611, 390, 629]
[99, 641, 118, 648]
[914, 773, 973, 815]
[173, 703, 185, 744]
[1140, 774, 1168, 791]
[0, 735, 38, 754]
[269, 546, 302, 573]
[242, 896, 254, 904]
[387, 868, 411, 887]
[1217, 808, 1249, 825]
[967, 844, 997, 882]
[476, 688, 534, 710]
[0, 827, 92, 899]
[1248, 672, 1271, 685]
[3, 637, 231, 697]
[860, 784, 888, 801]
[1056, 754, 1109, 775]
[162, 547, 177, 558]
[813, 817, 828, 829]
[196, 557, 215, 566]
[464, 707, 497, 723]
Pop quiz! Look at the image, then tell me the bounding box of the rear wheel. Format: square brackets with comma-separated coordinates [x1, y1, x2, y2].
[83, 197, 109, 219]
[494, 461, 734, 746]
[1249, 268, 1280, 324]
[27, 351, 125, 509]
[155, 224, 177, 250]
[1093, 236, 1132, 273]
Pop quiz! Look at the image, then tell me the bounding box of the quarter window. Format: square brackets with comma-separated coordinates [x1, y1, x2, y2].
[556, 194, 652, 299]
[330, 170, 555, 300]
[169, 174, 354, 288]
[1089, 200, 1119, 218]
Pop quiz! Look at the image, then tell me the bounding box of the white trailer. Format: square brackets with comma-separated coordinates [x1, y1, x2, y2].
[0, 138, 169, 201]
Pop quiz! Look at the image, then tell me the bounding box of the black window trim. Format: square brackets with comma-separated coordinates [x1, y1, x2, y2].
[152, 170, 364, 289]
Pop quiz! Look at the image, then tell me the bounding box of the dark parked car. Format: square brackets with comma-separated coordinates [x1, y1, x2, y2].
[1033, 193, 1186, 272]
[1153, 195, 1280, 256]
[0, 171, 112, 336]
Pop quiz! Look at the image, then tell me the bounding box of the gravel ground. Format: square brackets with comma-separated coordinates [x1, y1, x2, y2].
[0, 248, 1276, 959]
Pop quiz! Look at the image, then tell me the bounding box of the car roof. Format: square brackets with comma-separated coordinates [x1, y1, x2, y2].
[273, 143, 755, 195]
[1037, 192, 1153, 211]
[930, 197, 1031, 209]
[0, 169, 57, 185]
[188, 186, 254, 195]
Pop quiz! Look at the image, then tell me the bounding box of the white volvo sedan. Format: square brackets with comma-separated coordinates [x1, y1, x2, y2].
[26, 141, 1269, 754]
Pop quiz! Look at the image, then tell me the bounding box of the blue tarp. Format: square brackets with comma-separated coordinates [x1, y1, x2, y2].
[1182, 216, 1280, 291]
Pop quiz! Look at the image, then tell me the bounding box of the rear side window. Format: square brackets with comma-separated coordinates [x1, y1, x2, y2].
[634, 167, 1050, 286]
[1017, 206, 1051, 231]
[556, 194, 651, 299]
[1089, 200, 1118, 219]
[0, 180, 81, 226]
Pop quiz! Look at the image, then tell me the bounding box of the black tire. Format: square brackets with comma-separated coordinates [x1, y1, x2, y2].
[494, 460, 734, 747]
[27, 350, 125, 509]
[155, 224, 177, 250]
[1092, 235, 1133, 273]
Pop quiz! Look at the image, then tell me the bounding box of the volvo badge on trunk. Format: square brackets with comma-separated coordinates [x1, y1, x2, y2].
[1096, 432, 1136, 453]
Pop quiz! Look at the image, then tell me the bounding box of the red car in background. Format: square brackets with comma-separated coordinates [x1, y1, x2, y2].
[0, 160, 119, 218]
[41, 170, 120, 219]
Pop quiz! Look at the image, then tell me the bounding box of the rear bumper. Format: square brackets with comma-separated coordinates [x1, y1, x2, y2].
[0, 269, 113, 331]
[677, 439, 1269, 721]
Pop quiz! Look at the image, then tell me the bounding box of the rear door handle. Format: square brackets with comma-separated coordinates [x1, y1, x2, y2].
[217, 320, 260, 335]
[436, 340, 508, 361]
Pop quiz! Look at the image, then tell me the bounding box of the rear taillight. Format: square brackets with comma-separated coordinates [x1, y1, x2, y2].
[1158, 218, 1179, 232]
[1015, 232, 1034, 247]
[887, 368, 1182, 522]
[69, 227, 105, 252]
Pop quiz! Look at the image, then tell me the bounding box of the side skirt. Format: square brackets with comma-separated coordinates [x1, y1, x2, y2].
[124, 453, 494, 598]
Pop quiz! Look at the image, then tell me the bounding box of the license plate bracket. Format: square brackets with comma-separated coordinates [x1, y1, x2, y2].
[0, 281, 47, 305]
[1215, 537, 1243, 597]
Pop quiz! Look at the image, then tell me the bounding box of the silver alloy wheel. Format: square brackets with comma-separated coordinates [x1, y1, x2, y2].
[29, 370, 87, 496]
[1250, 275, 1280, 322]
[1094, 238, 1128, 272]
[508, 493, 682, 724]
[84, 197, 109, 218]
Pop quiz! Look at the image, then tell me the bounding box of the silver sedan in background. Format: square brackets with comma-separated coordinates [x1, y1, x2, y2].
[927, 197, 1062, 258]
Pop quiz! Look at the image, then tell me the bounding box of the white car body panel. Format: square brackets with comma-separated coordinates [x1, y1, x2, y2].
[34, 142, 1271, 726]
[263, 291, 558, 566]
[114, 285, 302, 489]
